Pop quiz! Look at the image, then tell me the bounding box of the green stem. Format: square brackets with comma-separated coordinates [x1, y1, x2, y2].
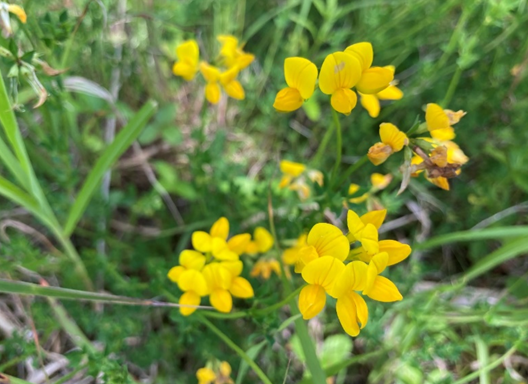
[311, 122, 335, 168]
[197, 315, 273, 384]
[267, 195, 327, 384]
[334, 155, 368, 192]
[441, 65, 462, 107]
[331, 109, 342, 181]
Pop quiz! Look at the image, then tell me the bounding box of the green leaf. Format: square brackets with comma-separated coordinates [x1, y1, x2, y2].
[64, 100, 157, 235]
[235, 340, 267, 384]
[320, 335, 353, 369]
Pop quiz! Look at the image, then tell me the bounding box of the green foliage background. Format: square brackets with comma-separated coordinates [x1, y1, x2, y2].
[0, 0, 527, 383]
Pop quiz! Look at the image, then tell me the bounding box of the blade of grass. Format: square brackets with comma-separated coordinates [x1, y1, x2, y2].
[0, 278, 209, 309]
[475, 336, 490, 384]
[64, 100, 157, 236]
[414, 227, 528, 250]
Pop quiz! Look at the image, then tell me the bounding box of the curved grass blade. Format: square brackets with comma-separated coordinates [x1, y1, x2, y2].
[64, 100, 157, 236]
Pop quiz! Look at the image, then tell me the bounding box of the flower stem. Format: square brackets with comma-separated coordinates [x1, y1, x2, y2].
[334, 155, 368, 193]
[197, 315, 273, 384]
[331, 109, 343, 181]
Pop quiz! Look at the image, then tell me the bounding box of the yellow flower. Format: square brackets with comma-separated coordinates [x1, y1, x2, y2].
[278, 160, 322, 200]
[250, 259, 281, 279]
[192, 217, 250, 261]
[425, 103, 466, 137]
[197, 367, 216, 384]
[367, 123, 408, 165]
[346, 209, 387, 242]
[172, 40, 200, 81]
[350, 239, 411, 265]
[331, 261, 369, 336]
[295, 223, 350, 273]
[167, 250, 206, 283]
[273, 57, 318, 112]
[370, 173, 392, 190]
[202, 262, 254, 313]
[362, 252, 403, 302]
[282, 233, 308, 265]
[344, 42, 394, 94]
[245, 227, 274, 255]
[217, 35, 254, 70]
[359, 66, 403, 118]
[318, 51, 362, 115]
[299, 256, 346, 319]
[200, 62, 245, 104]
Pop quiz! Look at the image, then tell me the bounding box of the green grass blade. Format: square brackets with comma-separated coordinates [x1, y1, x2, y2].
[64, 100, 157, 235]
[462, 237, 528, 283]
[415, 227, 528, 250]
[0, 135, 28, 189]
[0, 278, 192, 308]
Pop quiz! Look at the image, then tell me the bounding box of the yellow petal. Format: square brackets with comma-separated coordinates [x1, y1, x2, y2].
[331, 88, 358, 115]
[347, 210, 365, 241]
[319, 52, 362, 95]
[179, 250, 206, 270]
[336, 294, 359, 336]
[371, 251, 389, 274]
[250, 261, 263, 278]
[219, 66, 239, 85]
[379, 123, 407, 152]
[279, 175, 292, 188]
[200, 62, 221, 82]
[359, 223, 379, 255]
[427, 176, 450, 191]
[205, 82, 221, 104]
[366, 276, 403, 302]
[192, 231, 213, 253]
[430, 126, 455, 141]
[444, 109, 466, 125]
[176, 40, 199, 66]
[223, 80, 245, 100]
[344, 42, 373, 71]
[230, 276, 254, 298]
[444, 141, 469, 165]
[273, 87, 303, 112]
[202, 263, 232, 291]
[210, 289, 233, 312]
[179, 291, 200, 316]
[359, 93, 380, 118]
[219, 361, 232, 378]
[331, 260, 368, 298]
[217, 35, 238, 58]
[301, 256, 345, 291]
[284, 57, 318, 99]
[360, 209, 387, 230]
[227, 233, 251, 255]
[210, 217, 229, 239]
[298, 245, 319, 267]
[167, 265, 185, 283]
[235, 53, 255, 70]
[370, 173, 392, 190]
[425, 103, 450, 131]
[352, 291, 369, 329]
[196, 367, 216, 383]
[307, 223, 350, 261]
[173, 62, 197, 81]
[283, 247, 300, 265]
[298, 284, 326, 319]
[254, 227, 274, 253]
[245, 240, 259, 255]
[221, 260, 243, 277]
[367, 143, 392, 166]
[280, 160, 306, 177]
[212, 238, 239, 261]
[379, 240, 412, 266]
[377, 85, 403, 100]
[349, 193, 369, 204]
[356, 66, 393, 94]
[178, 270, 208, 296]
[362, 261, 378, 296]
[348, 183, 360, 195]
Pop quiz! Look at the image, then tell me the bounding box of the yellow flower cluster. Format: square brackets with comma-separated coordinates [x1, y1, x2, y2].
[367, 103, 468, 191]
[347, 173, 393, 207]
[172, 35, 254, 104]
[167, 217, 273, 315]
[279, 160, 323, 200]
[283, 209, 411, 336]
[412, 103, 468, 190]
[197, 361, 233, 384]
[273, 42, 395, 115]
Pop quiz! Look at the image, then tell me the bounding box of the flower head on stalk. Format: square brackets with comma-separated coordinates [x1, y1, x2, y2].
[273, 57, 318, 112]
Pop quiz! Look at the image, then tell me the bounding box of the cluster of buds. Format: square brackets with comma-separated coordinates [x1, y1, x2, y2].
[172, 35, 254, 104]
[273, 42, 399, 116]
[167, 217, 273, 315]
[196, 361, 233, 384]
[283, 209, 410, 336]
[367, 103, 468, 191]
[278, 160, 323, 200]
